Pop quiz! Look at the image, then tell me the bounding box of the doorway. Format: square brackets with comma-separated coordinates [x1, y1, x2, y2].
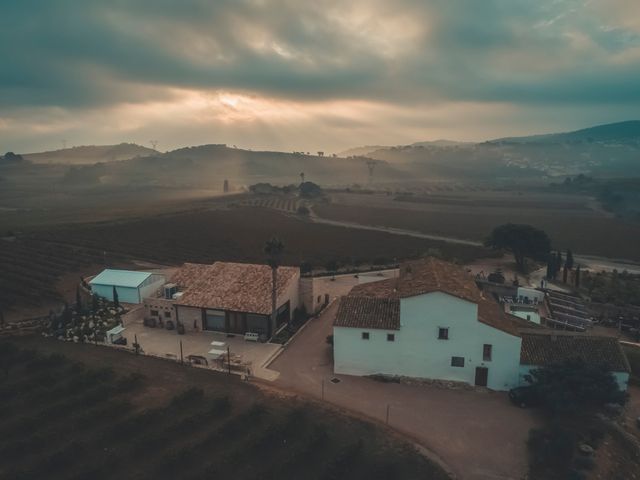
[475, 367, 488, 387]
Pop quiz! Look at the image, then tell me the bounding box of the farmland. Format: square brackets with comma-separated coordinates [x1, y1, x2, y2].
[0, 337, 448, 480]
[1, 205, 490, 316]
[313, 191, 640, 261]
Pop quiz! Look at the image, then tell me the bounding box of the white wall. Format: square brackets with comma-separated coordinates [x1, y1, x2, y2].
[176, 305, 203, 332]
[517, 287, 545, 304]
[278, 273, 301, 315]
[138, 275, 166, 301]
[510, 308, 541, 325]
[334, 292, 523, 391]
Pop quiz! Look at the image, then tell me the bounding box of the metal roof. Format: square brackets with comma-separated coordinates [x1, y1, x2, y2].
[89, 269, 153, 288]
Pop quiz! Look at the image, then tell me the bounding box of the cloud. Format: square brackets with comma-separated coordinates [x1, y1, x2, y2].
[0, 0, 639, 152]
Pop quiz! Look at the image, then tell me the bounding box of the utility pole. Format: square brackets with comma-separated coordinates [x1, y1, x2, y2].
[179, 340, 183, 364]
[366, 160, 376, 184]
[227, 346, 231, 374]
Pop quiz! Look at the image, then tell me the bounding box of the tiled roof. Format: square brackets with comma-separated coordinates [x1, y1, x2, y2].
[173, 262, 299, 315]
[347, 257, 524, 336]
[350, 257, 481, 303]
[334, 296, 400, 330]
[520, 333, 631, 372]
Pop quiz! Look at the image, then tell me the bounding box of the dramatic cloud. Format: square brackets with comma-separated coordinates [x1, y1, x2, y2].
[1, 0, 639, 152]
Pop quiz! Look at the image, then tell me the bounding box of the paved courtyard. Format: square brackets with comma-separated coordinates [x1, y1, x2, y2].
[121, 319, 281, 380]
[268, 302, 539, 480]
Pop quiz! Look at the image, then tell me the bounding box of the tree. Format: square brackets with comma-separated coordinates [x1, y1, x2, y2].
[264, 237, 285, 333]
[565, 249, 574, 270]
[487, 269, 505, 284]
[562, 265, 568, 283]
[76, 286, 82, 312]
[575, 265, 581, 288]
[112, 286, 119, 307]
[525, 359, 625, 414]
[299, 181, 323, 199]
[92, 294, 99, 313]
[484, 224, 551, 272]
[555, 251, 563, 279]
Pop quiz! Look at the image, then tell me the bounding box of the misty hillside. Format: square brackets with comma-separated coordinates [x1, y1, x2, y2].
[490, 120, 640, 145]
[60, 144, 407, 189]
[23, 143, 157, 165]
[351, 121, 640, 178]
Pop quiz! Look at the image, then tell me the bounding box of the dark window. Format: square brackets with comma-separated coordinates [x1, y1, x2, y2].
[387, 333, 395, 342]
[150, 309, 159, 317]
[164, 311, 171, 318]
[451, 356, 465, 367]
[438, 327, 449, 340]
[483, 344, 492, 361]
[362, 332, 370, 340]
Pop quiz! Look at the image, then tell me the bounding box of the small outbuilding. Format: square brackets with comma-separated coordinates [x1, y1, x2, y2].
[90, 269, 165, 304]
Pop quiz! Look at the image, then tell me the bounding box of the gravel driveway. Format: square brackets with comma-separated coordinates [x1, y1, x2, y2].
[269, 302, 539, 480]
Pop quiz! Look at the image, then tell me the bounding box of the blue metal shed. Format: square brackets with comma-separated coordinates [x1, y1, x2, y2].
[89, 269, 165, 304]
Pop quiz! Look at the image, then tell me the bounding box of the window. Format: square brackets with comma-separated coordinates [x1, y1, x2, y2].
[438, 327, 449, 340]
[164, 311, 171, 318]
[387, 333, 395, 342]
[451, 356, 465, 367]
[361, 332, 370, 340]
[483, 344, 492, 361]
[150, 309, 159, 317]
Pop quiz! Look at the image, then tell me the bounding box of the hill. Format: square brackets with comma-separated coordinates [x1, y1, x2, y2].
[490, 120, 640, 145]
[60, 144, 408, 189]
[23, 143, 158, 165]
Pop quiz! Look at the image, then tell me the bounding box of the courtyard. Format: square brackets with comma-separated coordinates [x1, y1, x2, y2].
[120, 317, 282, 380]
[268, 302, 540, 480]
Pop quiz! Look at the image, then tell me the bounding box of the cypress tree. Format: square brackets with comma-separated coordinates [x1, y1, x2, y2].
[76, 286, 82, 311]
[575, 265, 581, 288]
[92, 294, 99, 313]
[112, 286, 119, 307]
[566, 249, 574, 270]
[563, 265, 568, 283]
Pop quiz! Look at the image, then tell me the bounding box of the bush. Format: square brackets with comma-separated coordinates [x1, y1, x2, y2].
[573, 455, 595, 471]
[171, 387, 204, 406]
[326, 335, 334, 345]
[527, 426, 575, 469]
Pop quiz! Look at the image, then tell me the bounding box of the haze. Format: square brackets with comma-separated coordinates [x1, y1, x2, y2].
[2, 0, 640, 153]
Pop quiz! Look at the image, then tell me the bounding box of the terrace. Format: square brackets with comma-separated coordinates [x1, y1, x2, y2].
[120, 319, 281, 380]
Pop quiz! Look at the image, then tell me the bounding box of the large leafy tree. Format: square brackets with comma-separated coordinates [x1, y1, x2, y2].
[485, 223, 551, 272]
[526, 358, 625, 414]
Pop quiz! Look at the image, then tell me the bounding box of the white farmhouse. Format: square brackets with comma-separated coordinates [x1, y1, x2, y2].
[333, 258, 536, 391]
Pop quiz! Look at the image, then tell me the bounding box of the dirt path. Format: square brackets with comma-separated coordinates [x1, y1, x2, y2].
[269, 303, 539, 480]
[309, 206, 640, 273]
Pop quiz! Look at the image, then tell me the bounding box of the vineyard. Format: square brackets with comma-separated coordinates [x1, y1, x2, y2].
[238, 196, 304, 212]
[0, 238, 124, 312]
[2, 206, 488, 315]
[0, 338, 450, 480]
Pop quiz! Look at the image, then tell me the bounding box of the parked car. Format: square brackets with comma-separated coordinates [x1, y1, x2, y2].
[509, 386, 540, 408]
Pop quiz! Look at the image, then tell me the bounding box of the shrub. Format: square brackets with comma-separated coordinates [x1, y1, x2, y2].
[171, 387, 205, 406]
[573, 455, 595, 471]
[326, 335, 334, 345]
[527, 426, 575, 469]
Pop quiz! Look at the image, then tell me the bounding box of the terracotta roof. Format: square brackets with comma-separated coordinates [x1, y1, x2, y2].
[334, 296, 400, 330]
[350, 257, 481, 303]
[520, 333, 631, 372]
[347, 258, 525, 336]
[173, 262, 299, 315]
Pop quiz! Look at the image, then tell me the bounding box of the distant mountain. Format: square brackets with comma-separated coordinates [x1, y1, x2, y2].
[23, 143, 158, 165]
[489, 120, 640, 145]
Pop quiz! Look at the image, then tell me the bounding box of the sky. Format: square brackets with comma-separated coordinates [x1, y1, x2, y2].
[1, 0, 640, 154]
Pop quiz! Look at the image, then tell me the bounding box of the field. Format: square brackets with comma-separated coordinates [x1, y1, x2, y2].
[0, 337, 448, 480]
[1, 205, 490, 315]
[313, 191, 640, 261]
